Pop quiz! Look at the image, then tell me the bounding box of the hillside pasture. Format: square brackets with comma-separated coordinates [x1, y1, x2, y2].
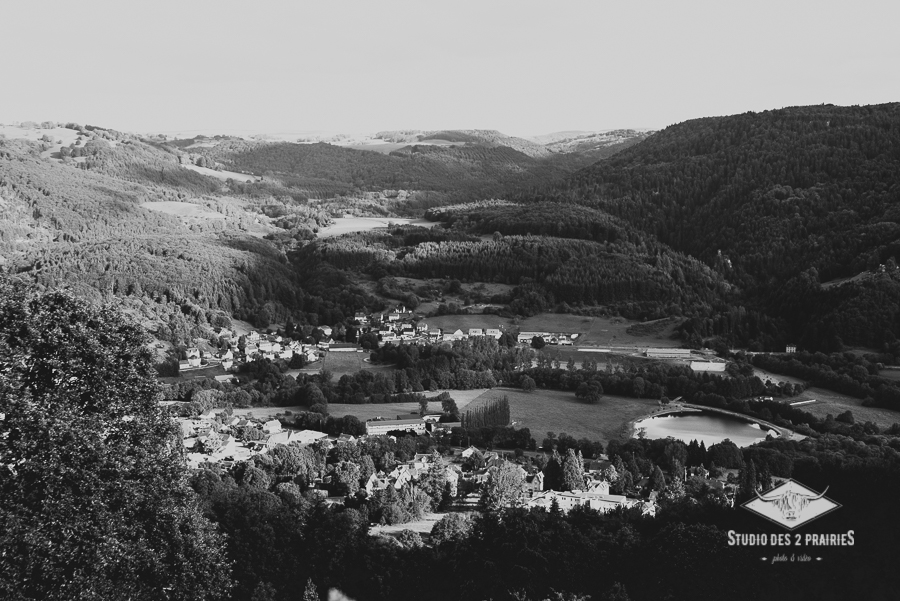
[752, 367, 805, 387]
[786, 387, 900, 429]
[317, 217, 439, 238]
[141, 201, 227, 219]
[878, 369, 900, 381]
[0, 124, 87, 159]
[423, 314, 513, 331]
[464, 388, 660, 447]
[574, 316, 683, 347]
[182, 163, 256, 182]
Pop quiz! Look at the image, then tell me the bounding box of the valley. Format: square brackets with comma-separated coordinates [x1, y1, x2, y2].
[5, 105, 900, 601]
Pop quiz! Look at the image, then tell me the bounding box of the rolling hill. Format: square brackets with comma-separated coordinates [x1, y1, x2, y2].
[522, 103, 900, 350]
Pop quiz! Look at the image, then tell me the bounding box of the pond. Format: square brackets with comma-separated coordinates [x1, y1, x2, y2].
[633, 410, 778, 447]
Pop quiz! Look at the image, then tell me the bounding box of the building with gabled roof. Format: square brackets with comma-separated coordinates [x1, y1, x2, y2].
[365, 418, 427, 436]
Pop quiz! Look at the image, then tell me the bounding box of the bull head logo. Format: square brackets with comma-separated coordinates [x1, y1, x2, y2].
[742, 479, 840, 530]
[755, 485, 828, 521]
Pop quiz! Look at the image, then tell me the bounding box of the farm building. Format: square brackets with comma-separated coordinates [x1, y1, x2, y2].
[644, 348, 692, 359]
[518, 331, 548, 344]
[690, 361, 727, 372]
[365, 418, 427, 436]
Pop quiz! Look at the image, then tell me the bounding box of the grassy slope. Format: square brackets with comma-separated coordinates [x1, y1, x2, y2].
[784, 387, 900, 429]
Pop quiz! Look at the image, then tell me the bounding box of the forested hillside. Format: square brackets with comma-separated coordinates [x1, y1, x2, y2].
[0, 133, 337, 343]
[302, 213, 733, 320]
[183, 137, 598, 204]
[523, 103, 900, 350]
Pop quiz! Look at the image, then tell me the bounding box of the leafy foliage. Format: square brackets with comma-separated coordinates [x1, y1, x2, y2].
[0, 279, 231, 600]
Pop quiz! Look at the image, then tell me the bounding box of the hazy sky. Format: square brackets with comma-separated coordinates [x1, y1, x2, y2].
[3, 0, 899, 137]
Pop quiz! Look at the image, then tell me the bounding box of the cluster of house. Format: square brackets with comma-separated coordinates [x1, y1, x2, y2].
[451, 447, 656, 515]
[364, 452, 461, 496]
[178, 330, 323, 373]
[177, 409, 340, 468]
[524, 456, 655, 516]
[178, 304, 591, 376]
[173, 404, 657, 517]
[516, 331, 578, 346]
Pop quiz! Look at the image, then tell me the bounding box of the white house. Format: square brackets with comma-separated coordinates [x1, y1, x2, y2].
[262, 419, 282, 434]
[186, 347, 201, 368]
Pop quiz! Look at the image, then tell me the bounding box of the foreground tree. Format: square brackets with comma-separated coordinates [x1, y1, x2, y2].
[0, 280, 232, 600]
[480, 461, 525, 511]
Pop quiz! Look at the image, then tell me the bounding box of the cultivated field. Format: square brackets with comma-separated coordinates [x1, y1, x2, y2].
[464, 388, 660, 447]
[787, 387, 900, 429]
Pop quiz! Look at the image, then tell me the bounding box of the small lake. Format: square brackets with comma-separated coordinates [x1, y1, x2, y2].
[633, 410, 778, 447]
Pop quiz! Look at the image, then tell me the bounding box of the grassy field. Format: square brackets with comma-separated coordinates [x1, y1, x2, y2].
[369, 512, 445, 537]
[752, 367, 805, 386]
[574, 316, 683, 347]
[322, 352, 396, 378]
[787, 387, 900, 429]
[423, 314, 512, 331]
[464, 388, 660, 447]
[317, 217, 438, 238]
[243, 389, 488, 421]
[878, 369, 900, 381]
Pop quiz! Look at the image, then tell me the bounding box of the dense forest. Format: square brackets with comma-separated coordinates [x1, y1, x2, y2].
[519, 103, 900, 350]
[300, 219, 733, 320]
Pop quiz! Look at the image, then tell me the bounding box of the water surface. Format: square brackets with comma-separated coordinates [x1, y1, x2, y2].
[633, 411, 777, 447]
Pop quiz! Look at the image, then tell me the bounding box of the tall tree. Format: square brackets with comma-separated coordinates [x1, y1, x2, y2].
[481, 462, 525, 511]
[561, 448, 586, 491]
[0, 280, 232, 600]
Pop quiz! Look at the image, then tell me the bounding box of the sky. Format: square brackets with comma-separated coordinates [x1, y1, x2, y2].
[3, 0, 899, 138]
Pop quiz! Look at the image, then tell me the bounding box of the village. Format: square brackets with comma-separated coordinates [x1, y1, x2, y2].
[174, 403, 661, 523]
[175, 303, 589, 379]
[176, 303, 726, 382]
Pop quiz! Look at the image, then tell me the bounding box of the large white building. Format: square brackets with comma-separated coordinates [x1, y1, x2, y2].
[524, 490, 645, 514]
[365, 418, 427, 436]
[690, 361, 727, 372]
